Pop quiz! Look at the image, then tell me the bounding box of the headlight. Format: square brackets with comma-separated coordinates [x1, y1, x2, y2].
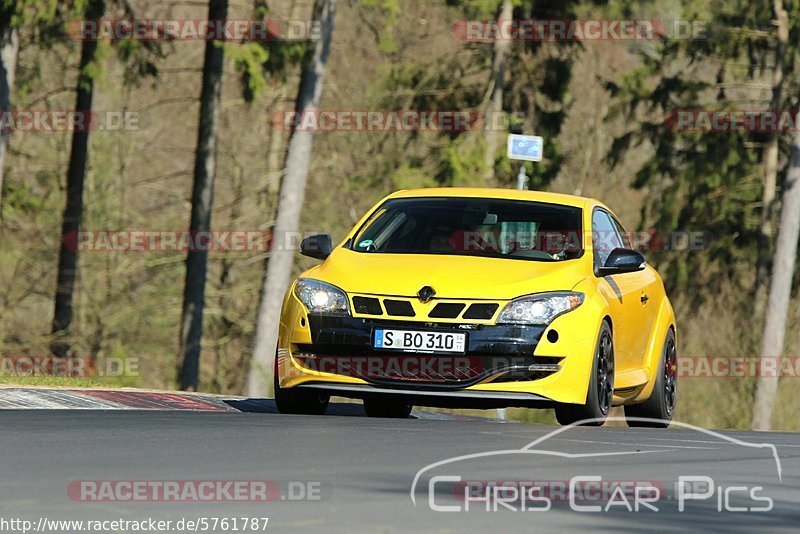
[497, 292, 584, 325]
[294, 278, 350, 316]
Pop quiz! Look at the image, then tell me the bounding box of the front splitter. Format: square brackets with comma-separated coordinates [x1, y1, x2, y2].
[296, 382, 554, 409]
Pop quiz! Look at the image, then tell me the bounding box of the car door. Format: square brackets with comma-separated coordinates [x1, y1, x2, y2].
[608, 213, 659, 371]
[592, 209, 654, 375]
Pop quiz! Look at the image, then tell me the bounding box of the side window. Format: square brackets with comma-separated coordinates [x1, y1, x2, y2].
[610, 216, 631, 249]
[592, 210, 623, 268]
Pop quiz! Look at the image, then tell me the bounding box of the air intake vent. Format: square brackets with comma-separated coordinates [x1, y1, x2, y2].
[353, 296, 382, 315]
[383, 299, 415, 317]
[463, 303, 499, 320]
[428, 302, 465, 319]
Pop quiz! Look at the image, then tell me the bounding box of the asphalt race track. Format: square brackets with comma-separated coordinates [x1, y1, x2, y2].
[1, 401, 798, 533]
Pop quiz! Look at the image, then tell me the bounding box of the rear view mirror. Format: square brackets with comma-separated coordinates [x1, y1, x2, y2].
[300, 234, 333, 260]
[598, 248, 645, 276]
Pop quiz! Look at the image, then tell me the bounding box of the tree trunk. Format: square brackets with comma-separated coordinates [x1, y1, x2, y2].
[246, 0, 336, 397]
[482, 0, 512, 186]
[754, 0, 788, 318]
[265, 86, 288, 196]
[177, 0, 228, 390]
[753, 127, 800, 430]
[50, 0, 105, 358]
[0, 6, 19, 210]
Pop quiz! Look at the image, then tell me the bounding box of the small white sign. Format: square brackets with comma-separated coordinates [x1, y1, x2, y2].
[507, 134, 543, 162]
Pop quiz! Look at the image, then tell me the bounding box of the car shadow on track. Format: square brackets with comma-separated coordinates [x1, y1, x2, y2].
[223, 398, 379, 417]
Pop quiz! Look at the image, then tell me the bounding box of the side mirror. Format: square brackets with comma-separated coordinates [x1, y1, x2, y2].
[300, 234, 333, 260]
[598, 248, 646, 276]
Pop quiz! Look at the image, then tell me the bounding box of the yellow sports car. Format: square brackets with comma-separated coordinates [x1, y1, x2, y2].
[274, 188, 677, 427]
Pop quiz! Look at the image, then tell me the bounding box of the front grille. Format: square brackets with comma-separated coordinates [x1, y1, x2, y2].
[428, 302, 465, 318]
[352, 296, 382, 315]
[463, 303, 499, 320]
[293, 349, 561, 389]
[348, 294, 503, 323]
[383, 299, 415, 317]
[294, 353, 495, 385]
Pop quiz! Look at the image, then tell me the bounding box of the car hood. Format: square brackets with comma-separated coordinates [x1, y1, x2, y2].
[305, 248, 588, 300]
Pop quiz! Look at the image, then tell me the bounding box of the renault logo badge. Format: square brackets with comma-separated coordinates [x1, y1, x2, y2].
[417, 286, 436, 303]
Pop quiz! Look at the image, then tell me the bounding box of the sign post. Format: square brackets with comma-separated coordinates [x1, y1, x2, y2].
[506, 134, 543, 190]
[500, 133, 543, 418]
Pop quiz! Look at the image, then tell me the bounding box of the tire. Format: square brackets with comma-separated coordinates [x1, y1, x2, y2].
[625, 329, 676, 428]
[274, 355, 330, 415]
[554, 321, 614, 426]
[363, 397, 413, 418]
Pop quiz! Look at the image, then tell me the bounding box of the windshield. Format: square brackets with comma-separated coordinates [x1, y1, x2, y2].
[350, 197, 583, 261]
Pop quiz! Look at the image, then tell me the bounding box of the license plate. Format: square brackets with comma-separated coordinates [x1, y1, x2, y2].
[373, 329, 466, 354]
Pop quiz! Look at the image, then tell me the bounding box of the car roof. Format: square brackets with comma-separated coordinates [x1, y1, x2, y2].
[386, 187, 610, 212]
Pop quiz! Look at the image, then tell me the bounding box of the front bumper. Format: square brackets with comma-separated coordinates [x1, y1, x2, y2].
[294, 316, 557, 390]
[278, 290, 599, 406]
